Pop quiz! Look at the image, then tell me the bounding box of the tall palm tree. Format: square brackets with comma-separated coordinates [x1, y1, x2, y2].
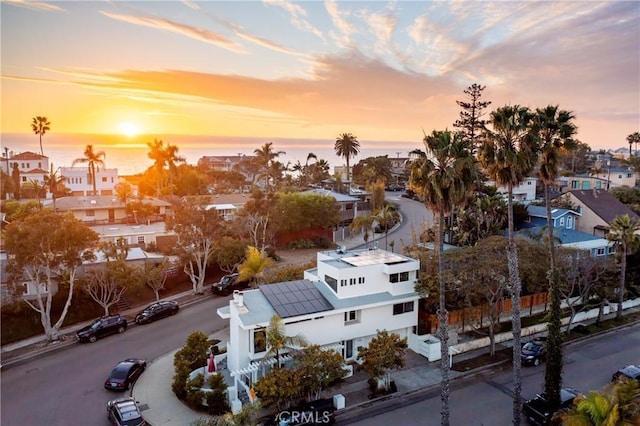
[626, 132, 640, 157]
[253, 142, 285, 192]
[335, 133, 360, 182]
[410, 130, 476, 426]
[31, 116, 50, 156]
[147, 139, 167, 196]
[480, 105, 538, 424]
[72, 145, 106, 196]
[164, 143, 185, 199]
[304, 152, 317, 187]
[534, 105, 577, 409]
[606, 214, 640, 319]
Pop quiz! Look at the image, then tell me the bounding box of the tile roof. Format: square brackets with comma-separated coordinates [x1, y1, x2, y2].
[10, 151, 48, 160]
[569, 189, 640, 224]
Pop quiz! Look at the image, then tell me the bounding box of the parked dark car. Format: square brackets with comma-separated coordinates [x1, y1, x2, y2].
[76, 314, 127, 343]
[105, 358, 147, 391]
[612, 364, 640, 383]
[521, 337, 547, 366]
[135, 301, 179, 325]
[385, 183, 404, 192]
[212, 273, 250, 296]
[522, 387, 580, 425]
[107, 396, 146, 426]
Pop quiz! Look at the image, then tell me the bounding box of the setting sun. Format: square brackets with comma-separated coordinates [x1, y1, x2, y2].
[117, 122, 140, 137]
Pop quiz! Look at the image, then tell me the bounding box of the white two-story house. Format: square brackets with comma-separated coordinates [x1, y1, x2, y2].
[217, 248, 420, 382]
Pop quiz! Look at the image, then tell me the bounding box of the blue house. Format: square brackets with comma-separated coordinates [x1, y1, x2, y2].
[520, 205, 614, 257]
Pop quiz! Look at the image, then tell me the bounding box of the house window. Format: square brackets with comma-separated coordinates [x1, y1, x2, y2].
[349, 278, 356, 286]
[325, 275, 337, 293]
[567, 216, 573, 229]
[38, 162, 42, 168]
[86, 210, 95, 217]
[618, 174, 622, 179]
[527, 181, 532, 185]
[21, 176, 27, 182]
[358, 277, 365, 284]
[596, 181, 602, 189]
[595, 248, 606, 256]
[390, 272, 409, 283]
[559, 218, 565, 227]
[137, 236, 145, 244]
[344, 310, 360, 324]
[571, 181, 578, 189]
[608, 246, 616, 255]
[627, 173, 633, 178]
[393, 301, 414, 315]
[102, 177, 107, 182]
[340, 279, 347, 287]
[253, 328, 266, 353]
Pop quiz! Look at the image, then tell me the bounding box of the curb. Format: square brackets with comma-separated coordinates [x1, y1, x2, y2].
[0, 293, 213, 370]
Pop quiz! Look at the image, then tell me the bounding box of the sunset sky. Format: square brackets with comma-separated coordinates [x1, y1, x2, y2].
[1, 0, 639, 160]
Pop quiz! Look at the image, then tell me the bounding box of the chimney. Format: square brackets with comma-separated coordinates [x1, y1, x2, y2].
[233, 290, 244, 307]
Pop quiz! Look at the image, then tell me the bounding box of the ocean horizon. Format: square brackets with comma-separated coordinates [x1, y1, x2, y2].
[1, 133, 419, 176]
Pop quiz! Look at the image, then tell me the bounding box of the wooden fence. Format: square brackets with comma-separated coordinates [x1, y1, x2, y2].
[422, 292, 549, 334]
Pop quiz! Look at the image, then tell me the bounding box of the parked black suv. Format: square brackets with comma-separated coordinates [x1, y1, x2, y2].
[107, 396, 146, 426]
[212, 273, 250, 296]
[522, 387, 580, 425]
[77, 314, 128, 343]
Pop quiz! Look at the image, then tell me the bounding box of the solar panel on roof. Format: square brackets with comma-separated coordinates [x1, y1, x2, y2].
[341, 250, 406, 267]
[261, 280, 333, 319]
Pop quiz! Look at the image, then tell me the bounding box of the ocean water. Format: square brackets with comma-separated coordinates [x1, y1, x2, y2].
[1, 133, 419, 176]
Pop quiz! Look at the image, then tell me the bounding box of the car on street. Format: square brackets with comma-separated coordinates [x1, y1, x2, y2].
[612, 364, 640, 383]
[104, 358, 147, 391]
[522, 387, 581, 425]
[107, 396, 146, 426]
[385, 183, 404, 192]
[76, 314, 128, 343]
[212, 273, 250, 296]
[521, 337, 547, 366]
[134, 300, 179, 324]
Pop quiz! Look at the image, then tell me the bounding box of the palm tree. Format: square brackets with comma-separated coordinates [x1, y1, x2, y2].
[237, 246, 274, 288]
[261, 315, 308, 369]
[534, 105, 577, 409]
[31, 116, 50, 156]
[350, 214, 376, 249]
[164, 143, 185, 199]
[147, 139, 167, 196]
[253, 142, 285, 192]
[335, 133, 360, 183]
[376, 204, 400, 250]
[45, 164, 65, 211]
[606, 214, 640, 320]
[561, 378, 640, 426]
[627, 132, 640, 157]
[304, 152, 317, 187]
[72, 145, 106, 196]
[410, 129, 476, 426]
[480, 105, 538, 424]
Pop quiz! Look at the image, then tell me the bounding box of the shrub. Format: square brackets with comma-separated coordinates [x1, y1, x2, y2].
[205, 373, 229, 415]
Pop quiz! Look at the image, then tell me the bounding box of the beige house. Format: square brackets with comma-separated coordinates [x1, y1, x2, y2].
[51, 195, 171, 225]
[559, 189, 640, 237]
